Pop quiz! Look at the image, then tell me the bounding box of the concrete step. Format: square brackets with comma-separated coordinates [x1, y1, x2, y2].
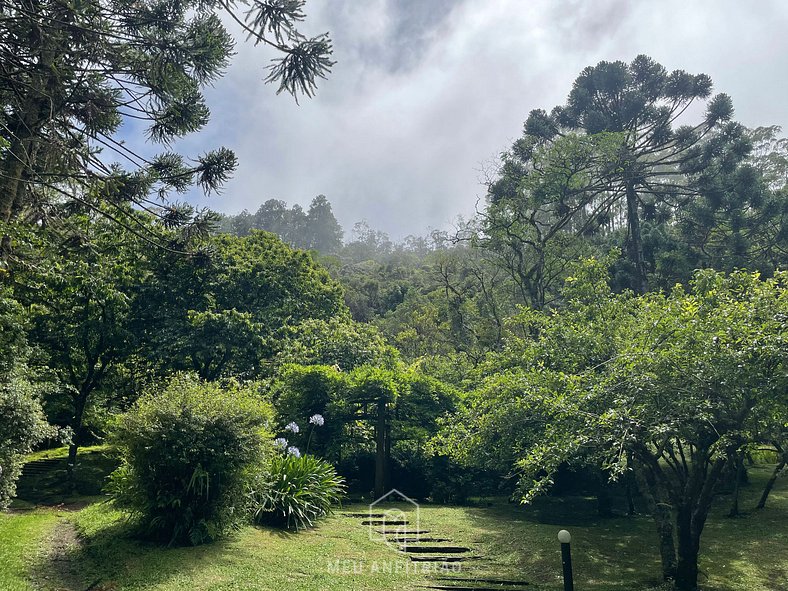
[435, 576, 530, 587]
[421, 586, 529, 591]
[409, 555, 467, 563]
[400, 546, 471, 554]
[388, 537, 449, 543]
[343, 513, 387, 518]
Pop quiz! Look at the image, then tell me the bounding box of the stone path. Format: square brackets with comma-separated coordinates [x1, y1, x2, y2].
[342, 509, 531, 591]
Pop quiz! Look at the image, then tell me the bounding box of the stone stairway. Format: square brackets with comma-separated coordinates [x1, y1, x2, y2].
[342, 509, 531, 591]
[20, 457, 66, 477]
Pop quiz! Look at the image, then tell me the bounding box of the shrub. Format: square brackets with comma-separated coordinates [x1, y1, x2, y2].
[0, 374, 55, 508]
[108, 375, 271, 545]
[0, 289, 56, 508]
[250, 453, 345, 530]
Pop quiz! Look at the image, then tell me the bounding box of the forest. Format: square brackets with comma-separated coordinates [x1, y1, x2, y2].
[0, 2, 786, 591]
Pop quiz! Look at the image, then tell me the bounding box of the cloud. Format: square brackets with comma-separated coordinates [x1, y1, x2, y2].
[169, 0, 788, 239]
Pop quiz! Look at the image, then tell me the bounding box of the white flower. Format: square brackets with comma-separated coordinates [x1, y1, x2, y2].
[287, 446, 301, 458]
[273, 437, 288, 450]
[284, 421, 300, 434]
[309, 414, 325, 427]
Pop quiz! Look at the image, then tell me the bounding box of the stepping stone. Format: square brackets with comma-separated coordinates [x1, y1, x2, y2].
[409, 555, 467, 563]
[376, 529, 430, 535]
[362, 520, 408, 525]
[422, 587, 528, 591]
[388, 537, 449, 543]
[400, 546, 470, 554]
[343, 513, 387, 518]
[436, 576, 530, 587]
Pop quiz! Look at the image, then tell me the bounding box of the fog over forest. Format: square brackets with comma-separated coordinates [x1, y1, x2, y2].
[163, 0, 788, 239]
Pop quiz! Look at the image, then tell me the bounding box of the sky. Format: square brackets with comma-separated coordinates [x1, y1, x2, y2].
[162, 0, 788, 240]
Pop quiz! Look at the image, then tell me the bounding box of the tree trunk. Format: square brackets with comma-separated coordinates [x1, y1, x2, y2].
[728, 453, 745, 517]
[674, 455, 726, 591]
[531, 247, 546, 311]
[635, 466, 676, 580]
[626, 460, 638, 515]
[625, 181, 648, 294]
[597, 471, 614, 517]
[756, 457, 786, 510]
[374, 399, 387, 499]
[0, 136, 32, 259]
[675, 506, 701, 591]
[384, 422, 392, 492]
[0, 145, 26, 223]
[676, 519, 700, 591]
[66, 389, 90, 486]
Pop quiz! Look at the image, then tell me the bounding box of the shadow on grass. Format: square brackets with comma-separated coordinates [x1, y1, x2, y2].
[31, 503, 265, 591]
[448, 466, 788, 591]
[448, 495, 664, 591]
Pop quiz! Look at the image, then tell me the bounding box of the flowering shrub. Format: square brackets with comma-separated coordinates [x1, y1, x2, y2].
[249, 453, 345, 530]
[250, 414, 343, 530]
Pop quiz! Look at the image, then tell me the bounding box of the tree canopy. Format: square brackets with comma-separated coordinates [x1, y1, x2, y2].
[438, 259, 787, 590]
[0, 0, 333, 252]
[486, 55, 759, 297]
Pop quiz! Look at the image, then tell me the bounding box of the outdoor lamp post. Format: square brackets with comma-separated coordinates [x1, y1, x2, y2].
[558, 529, 574, 591]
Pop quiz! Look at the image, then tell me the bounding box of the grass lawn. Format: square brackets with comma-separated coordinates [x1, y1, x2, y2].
[0, 509, 62, 591]
[1, 452, 786, 591]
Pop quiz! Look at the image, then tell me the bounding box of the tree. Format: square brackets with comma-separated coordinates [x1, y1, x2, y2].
[253, 199, 291, 237]
[343, 220, 393, 262]
[482, 133, 619, 308]
[16, 215, 145, 477]
[272, 364, 397, 497]
[439, 260, 787, 591]
[597, 270, 786, 589]
[274, 363, 457, 499]
[501, 55, 751, 293]
[135, 230, 346, 380]
[275, 317, 398, 371]
[671, 126, 788, 280]
[0, 0, 333, 251]
[231, 210, 256, 237]
[304, 195, 343, 253]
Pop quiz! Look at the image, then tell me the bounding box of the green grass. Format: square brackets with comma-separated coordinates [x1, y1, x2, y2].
[25, 444, 110, 463]
[2, 458, 786, 591]
[0, 510, 62, 591]
[403, 466, 787, 590]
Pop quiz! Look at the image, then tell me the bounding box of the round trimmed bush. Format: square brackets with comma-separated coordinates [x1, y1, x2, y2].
[108, 375, 271, 545]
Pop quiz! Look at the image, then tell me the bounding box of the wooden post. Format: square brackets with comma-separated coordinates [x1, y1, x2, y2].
[374, 398, 387, 499]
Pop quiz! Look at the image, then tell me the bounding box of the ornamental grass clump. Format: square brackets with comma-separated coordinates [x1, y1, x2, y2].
[107, 375, 272, 546]
[249, 416, 345, 530]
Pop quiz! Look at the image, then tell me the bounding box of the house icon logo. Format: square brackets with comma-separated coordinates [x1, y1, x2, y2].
[368, 488, 420, 549]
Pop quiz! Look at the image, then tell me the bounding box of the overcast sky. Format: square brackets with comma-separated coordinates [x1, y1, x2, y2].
[167, 0, 788, 240]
